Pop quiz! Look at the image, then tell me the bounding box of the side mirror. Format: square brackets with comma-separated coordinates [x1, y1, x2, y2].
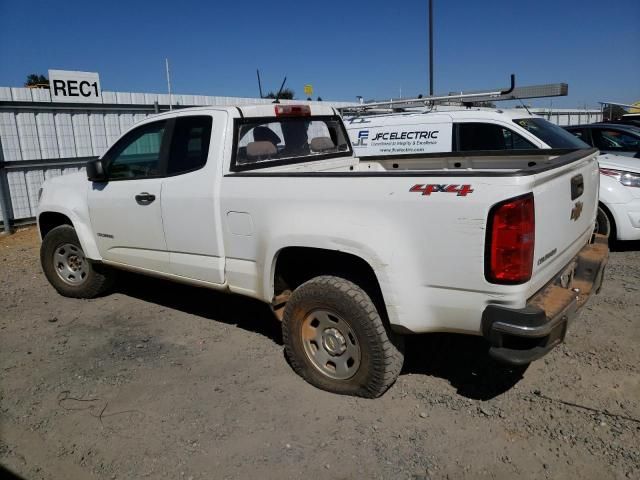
[86, 159, 107, 182]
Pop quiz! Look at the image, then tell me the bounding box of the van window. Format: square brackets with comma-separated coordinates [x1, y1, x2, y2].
[457, 123, 536, 151]
[514, 118, 589, 149]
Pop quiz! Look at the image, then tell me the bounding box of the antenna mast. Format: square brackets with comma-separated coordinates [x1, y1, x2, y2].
[256, 69, 264, 98]
[165, 58, 173, 111]
[428, 0, 434, 95]
[273, 76, 287, 104]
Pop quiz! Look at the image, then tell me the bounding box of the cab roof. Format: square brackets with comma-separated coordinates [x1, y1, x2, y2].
[148, 103, 338, 120]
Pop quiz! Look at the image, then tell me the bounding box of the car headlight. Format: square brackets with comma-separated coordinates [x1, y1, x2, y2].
[600, 168, 640, 188]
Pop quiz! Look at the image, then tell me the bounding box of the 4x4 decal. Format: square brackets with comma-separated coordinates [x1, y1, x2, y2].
[410, 184, 474, 197]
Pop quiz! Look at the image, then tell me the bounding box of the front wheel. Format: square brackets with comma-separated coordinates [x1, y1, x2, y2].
[594, 205, 615, 239]
[40, 225, 114, 298]
[282, 275, 404, 398]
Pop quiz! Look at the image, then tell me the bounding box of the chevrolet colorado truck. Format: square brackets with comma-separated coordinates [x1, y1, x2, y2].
[37, 104, 608, 397]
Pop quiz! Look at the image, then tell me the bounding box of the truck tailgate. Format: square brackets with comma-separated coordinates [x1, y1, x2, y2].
[528, 149, 600, 296]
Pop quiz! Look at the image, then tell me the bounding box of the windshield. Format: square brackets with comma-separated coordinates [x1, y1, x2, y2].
[234, 116, 351, 170]
[513, 118, 590, 149]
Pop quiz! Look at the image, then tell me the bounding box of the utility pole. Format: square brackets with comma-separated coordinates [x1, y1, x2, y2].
[165, 58, 173, 110]
[429, 0, 434, 95]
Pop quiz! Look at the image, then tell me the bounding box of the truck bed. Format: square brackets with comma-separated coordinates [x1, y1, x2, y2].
[234, 148, 596, 176]
[223, 147, 600, 334]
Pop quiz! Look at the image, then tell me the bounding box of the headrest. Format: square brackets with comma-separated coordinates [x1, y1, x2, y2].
[246, 141, 277, 159]
[309, 136, 335, 152]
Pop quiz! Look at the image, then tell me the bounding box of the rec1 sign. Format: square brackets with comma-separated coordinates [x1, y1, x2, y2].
[48, 70, 102, 103]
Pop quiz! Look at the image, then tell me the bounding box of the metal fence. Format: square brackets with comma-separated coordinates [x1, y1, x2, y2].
[0, 86, 354, 231]
[529, 108, 603, 126]
[1, 158, 89, 226]
[0, 85, 604, 232]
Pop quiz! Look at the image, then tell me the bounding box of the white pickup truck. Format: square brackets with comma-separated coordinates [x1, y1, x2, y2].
[37, 104, 608, 397]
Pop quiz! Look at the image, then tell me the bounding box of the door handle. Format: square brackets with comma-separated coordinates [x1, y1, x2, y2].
[571, 174, 584, 200]
[135, 192, 156, 205]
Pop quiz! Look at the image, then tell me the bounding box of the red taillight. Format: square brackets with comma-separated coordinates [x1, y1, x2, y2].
[274, 105, 311, 117]
[486, 193, 535, 284]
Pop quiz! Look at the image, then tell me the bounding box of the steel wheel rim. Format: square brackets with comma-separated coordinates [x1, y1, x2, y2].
[301, 309, 361, 380]
[53, 243, 89, 286]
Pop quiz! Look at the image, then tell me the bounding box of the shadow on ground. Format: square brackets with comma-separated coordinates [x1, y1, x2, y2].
[0, 465, 26, 480]
[610, 239, 640, 252]
[114, 271, 526, 400]
[403, 333, 528, 401]
[115, 271, 283, 345]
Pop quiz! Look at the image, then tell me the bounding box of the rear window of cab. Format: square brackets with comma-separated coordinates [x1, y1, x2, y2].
[232, 115, 351, 171]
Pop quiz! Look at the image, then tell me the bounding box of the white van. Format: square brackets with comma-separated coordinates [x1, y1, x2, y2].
[344, 107, 640, 241]
[343, 107, 586, 157]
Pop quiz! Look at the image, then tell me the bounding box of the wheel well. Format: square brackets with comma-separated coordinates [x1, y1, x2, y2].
[598, 202, 617, 237]
[39, 212, 72, 238]
[272, 247, 388, 320]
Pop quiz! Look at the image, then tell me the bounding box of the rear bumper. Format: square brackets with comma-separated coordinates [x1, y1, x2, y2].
[481, 234, 609, 365]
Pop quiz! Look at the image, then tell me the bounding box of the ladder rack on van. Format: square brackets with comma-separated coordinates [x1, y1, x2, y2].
[340, 75, 568, 113]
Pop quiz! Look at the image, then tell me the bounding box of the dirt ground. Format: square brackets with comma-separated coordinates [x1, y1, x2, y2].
[0, 227, 638, 480]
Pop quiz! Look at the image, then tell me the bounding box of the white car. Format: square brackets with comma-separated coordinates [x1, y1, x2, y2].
[596, 154, 640, 240]
[37, 104, 608, 397]
[344, 107, 638, 241]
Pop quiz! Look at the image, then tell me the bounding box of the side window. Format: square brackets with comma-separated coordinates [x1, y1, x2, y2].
[106, 121, 166, 180]
[566, 128, 589, 144]
[167, 116, 213, 175]
[457, 123, 535, 151]
[592, 129, 640, 151]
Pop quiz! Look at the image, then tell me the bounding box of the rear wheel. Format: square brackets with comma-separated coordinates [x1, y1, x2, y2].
[282, 275, 404, 398]
[40, 225, 114, 298]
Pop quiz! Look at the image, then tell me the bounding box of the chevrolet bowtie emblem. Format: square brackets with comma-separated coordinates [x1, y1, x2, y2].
[570, 201, 583, 221]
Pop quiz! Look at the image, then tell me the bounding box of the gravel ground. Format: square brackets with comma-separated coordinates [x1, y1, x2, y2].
[1, 227, 639, 480]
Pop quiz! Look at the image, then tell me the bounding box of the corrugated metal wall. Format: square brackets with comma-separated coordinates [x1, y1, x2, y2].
[0, 86, 354, 223]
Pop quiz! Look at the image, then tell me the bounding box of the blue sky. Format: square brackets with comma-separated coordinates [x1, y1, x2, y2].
[1, 0, 638, 107]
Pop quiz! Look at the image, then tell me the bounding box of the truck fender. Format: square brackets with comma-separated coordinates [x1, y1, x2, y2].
[264, 236, 401, 326]
[38, 206, 101, 261]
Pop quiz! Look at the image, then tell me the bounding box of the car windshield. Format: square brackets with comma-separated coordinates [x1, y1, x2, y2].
[513, 118, 590, 149]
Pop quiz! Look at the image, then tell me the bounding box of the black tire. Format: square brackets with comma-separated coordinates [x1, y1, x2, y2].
[40, 225, 114, 298]
[595, 205, 615, 240]
[282, 275, 404, 398]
